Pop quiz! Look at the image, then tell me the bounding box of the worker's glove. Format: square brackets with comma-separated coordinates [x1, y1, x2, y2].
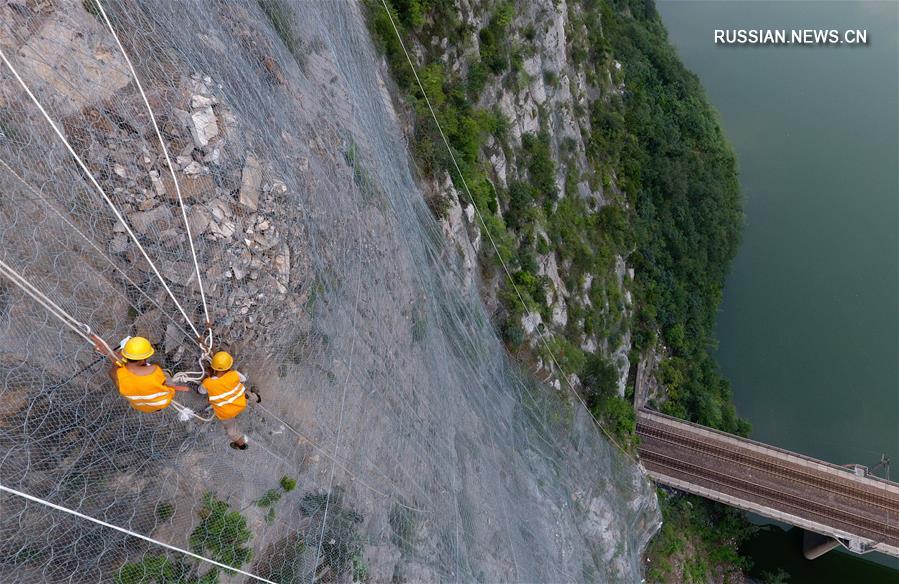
[92, 335, 123, 365]
[92, 339, 106, 354]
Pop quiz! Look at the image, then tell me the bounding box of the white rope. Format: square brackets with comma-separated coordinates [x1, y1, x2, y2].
[0, 48, 203, 340]
[171, 370, 205, 385]
[0, 241, 210, 423]
[1, 166, 212, 422]
[378, 3, 634, 458]
[0, 157, 204, 351]
[0, 483, 277, 584]
[94, 0, 213, 339]
[0, 257, 93, 343]
[0, 258, 213, 403]
[170, 400, 214, 423]
[171, 345, 213, 385]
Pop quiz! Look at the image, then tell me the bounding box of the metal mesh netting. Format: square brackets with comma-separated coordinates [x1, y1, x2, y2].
[0, 1, 658, 582]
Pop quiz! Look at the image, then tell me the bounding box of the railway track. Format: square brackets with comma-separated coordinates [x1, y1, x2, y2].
[637, 420, 898, 514]
[640, 448, 899, 545]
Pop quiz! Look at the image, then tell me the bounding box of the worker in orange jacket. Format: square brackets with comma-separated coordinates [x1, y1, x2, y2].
[200, 351, 260, 450]
[107, 336, 189, 412]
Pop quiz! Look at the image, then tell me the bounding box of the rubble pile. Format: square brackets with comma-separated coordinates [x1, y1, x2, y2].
[64, 71, 310, 359]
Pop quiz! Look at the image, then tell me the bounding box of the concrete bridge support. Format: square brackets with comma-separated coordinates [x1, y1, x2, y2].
[802, 530, 841, 560]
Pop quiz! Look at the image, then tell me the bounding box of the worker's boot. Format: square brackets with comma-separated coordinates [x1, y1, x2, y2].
[229, 435, 249, 450]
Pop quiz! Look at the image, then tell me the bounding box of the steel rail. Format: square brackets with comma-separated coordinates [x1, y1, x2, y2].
[641, 448, 899, 544]
[637, 422, 898, 513]
[639, 409, 898, 489]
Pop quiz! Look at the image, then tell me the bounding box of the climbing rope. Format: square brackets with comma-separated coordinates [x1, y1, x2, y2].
[169, 400, 214, 423]
[0, 48, 204, 341]
[378, 2, 635, 460]
[168, 336, 214, 389]
[0, 483, 278, 584]
[94, 0, 213, 345]
[0, 257, 210, 422]
[0, 256, 109, 349]
[0, 157, 203, 352]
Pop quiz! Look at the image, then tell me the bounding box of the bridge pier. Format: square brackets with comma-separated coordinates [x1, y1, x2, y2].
[802, 530, 841, 560]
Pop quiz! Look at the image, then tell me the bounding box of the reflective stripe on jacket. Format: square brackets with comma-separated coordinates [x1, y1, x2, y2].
[201, 370, 247, 420]
[116, 365, 174, 413]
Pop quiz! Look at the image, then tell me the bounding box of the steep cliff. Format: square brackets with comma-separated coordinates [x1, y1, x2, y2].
[367, 0, 748, 581]
[0, 0, 661, 582]
[369, 0, 638, 447]
[368, 0, 745, 447]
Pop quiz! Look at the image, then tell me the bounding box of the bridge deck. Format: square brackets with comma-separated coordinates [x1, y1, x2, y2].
[636, 410, 899, 557]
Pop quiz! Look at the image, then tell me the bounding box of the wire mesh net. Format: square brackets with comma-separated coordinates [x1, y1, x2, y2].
[0, 1, 658, 582]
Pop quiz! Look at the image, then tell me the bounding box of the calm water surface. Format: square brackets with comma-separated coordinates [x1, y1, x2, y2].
[657, 0, 899, 576]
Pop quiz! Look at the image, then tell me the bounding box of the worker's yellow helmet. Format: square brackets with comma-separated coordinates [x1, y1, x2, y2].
[211, 351, 234, 372]
[122, 336, 155, 361]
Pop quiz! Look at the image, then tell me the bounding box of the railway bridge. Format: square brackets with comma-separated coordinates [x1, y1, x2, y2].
[636, 409, 899, 559]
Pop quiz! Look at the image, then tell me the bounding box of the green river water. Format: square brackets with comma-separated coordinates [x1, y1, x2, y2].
[656, 0, 899, 578]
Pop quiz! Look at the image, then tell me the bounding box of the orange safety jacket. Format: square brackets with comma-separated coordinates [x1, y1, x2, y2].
[116, 365, 174, 413]
[201, 370, 247, 420]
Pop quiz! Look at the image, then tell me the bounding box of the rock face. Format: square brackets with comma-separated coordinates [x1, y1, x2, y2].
[129, 205, 174, 235]
[2, 0, 131, 115]
[162, 172, 214, 202]
[189, 105, 219, 147]
[436, 173, 480, 291]
[538, 252, 568, 328]
[239, 154, 262, 210]
[0, 10, 310, 359]
[430, 0, 634, 392]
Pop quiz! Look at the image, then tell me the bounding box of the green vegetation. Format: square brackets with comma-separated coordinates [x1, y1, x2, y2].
[115, 555, 205, 584]
[256, 488, 281, 523]
[388, 503, 418, 553]
[190, 493, 253, 572]
[279, 475, 297, 492]
[345, 140, 384, 205]
[256, 475, 297, 523]
[254, 534, 307, 583]
[257, 0, 299, 54]
[367, 0, 514, 260]
[596, 0, 747, 435]
[761, 569, 792, 584]
[411, 301, 428, 343]
[256, 488, 282, 509]
[478, 2, 516, 74]
[300, 488, 368, 580]
[154, 501, 174, 523]
[117, 494, 251, 584]
[645, 490, 753, 583]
